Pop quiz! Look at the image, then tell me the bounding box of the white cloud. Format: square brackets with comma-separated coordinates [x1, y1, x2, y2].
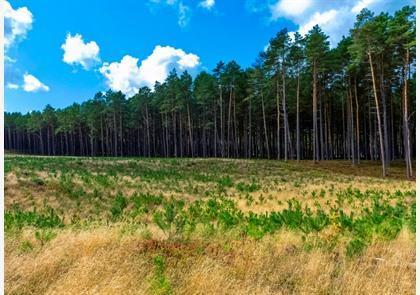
[298, 9, 338, 36]
[6, 83, 19, 89]
[139, 45, 199, 85]
[351, 0, 377, 13]
[100, 55, 143, 98]
[23, 74, 50, 92]
[255, 0, 412, 47]
[61, 33, 100, 69]
[199, 0, 215, 10]
[100, 45, 200, 97]
[150, 0, 177, 4]
[2, 0, 33, 49]
[178, 2, 190, 27]
[149, 0, 191, 27]
[5, 56, 17, 63]
[149, 0, 191, 28]
[270, 0, 312, 18]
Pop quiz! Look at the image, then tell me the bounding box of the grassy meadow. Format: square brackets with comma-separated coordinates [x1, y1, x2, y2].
[5, 155, 416, 294]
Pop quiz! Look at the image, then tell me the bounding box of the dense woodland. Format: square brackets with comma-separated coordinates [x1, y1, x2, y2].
[5, 7, 416, 177]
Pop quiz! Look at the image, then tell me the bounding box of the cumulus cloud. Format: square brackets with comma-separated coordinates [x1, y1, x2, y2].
[199, 0, 215, 10]
[61, 33, 100, 69]
[99, 56, 143, 98]
[139, 45, 199, 86]
[256, 0, 413, 46]
[23, 74, 50, 92]
[351, 0, 377, 13]
[270, 0, 312, 18]
[298, 9, 338, 36]
[100, 45, 200, 97]
[2, 0, 33, 49]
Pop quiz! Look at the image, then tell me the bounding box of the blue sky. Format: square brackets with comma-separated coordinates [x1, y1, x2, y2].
[4, 0, 414, 113]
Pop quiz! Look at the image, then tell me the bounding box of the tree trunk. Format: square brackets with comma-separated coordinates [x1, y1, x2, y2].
[113, 110, 117, 157]
[227, 85, 233, 158]
[368, 51, 386, 177]
[354, 78, 360, 164]
[219, 86, 224, 157]
[145, 103, 151, 157]
[312, 61, 318, 162]
[282, 64, 288, 160]
[402, 48, 413, 178]
[276, 69, 281, 160]
[296, 71, 300, 161]
[261, 87, 270, 159]
[348, 78, 355, 166]
[187, 103, 194, 157]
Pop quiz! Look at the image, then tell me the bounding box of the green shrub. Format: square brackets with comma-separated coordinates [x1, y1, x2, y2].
[346, 238, 366, 257]
[110, 192, 128, 218]
[35, 229, 57, 246]
[150, 255, 173, 295]
[236, 181, 261, 193]
[5, 206, 64, 231]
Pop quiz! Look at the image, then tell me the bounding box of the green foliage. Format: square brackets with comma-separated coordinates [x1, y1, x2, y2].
[153, 198, 186, 238]
[346, 238, 366, 257]
[408, 203, 416, 233]
[236, 181, 261, 193]
[19, 240, 34, 253]
[5, 206, 64, 231]
[150, 255, 173, 295]
[131, 192, 164, 215]
[35, 229, 57, 246]
[110, 192, 128, 219]
[217, 176, 234, 190]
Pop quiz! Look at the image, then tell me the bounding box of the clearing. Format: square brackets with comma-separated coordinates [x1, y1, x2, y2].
[5, 155, 416, 294]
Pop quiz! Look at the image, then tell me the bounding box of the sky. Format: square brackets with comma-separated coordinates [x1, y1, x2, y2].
[3, 0, 414, 113]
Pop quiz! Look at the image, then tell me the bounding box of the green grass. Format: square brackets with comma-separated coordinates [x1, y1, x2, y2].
[5, 155, 416, 256]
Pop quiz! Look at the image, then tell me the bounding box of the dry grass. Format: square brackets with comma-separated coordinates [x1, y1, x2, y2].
[6, 227, 415, 294]
[4, 156, 416, 294]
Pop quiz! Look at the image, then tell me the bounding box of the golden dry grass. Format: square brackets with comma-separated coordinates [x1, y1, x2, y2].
[6, 227, 415, 294]
[4, 156, 416, 294]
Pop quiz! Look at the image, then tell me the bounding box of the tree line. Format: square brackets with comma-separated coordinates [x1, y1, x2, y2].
[5, 7, 415, 177]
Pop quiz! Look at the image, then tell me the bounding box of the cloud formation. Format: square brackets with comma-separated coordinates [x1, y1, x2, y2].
[2, 0, 33, 49]
[61, 33, 100, 69]
[257, 0, 411, 46]
[100, 45, 200, 97]
[199, 0, 215, 10]
[178, 2, 191, 27]
[149, 0, 192, 27]
[23, 74, 50, 92]
[270, 0, 312, 18]
[6, 83, 19, 90]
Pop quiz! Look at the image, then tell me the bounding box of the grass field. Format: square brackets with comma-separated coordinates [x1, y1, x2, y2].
[5, 155, 416, 294]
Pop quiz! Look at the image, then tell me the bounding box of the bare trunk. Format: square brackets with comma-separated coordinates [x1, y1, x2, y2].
[348, 78, 355, 166]
[296, 72, 300, 161]
[187, 103, 194, 157]
[368, 51, 386, 177]
[354, 78, 360, 164]
[403, 49, 413, 178]
[145, 103, 151, 157]
[227, 85, 233, 158]
[261, 87, 270, 159]
[276, 70, 281, 160]
[219, 86, 224, 157]
[312, 61, 318, 162]
[282, 64, 288, 160]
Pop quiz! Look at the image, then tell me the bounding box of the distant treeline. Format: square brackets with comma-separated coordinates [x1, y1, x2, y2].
[5, 7, 415, 177]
